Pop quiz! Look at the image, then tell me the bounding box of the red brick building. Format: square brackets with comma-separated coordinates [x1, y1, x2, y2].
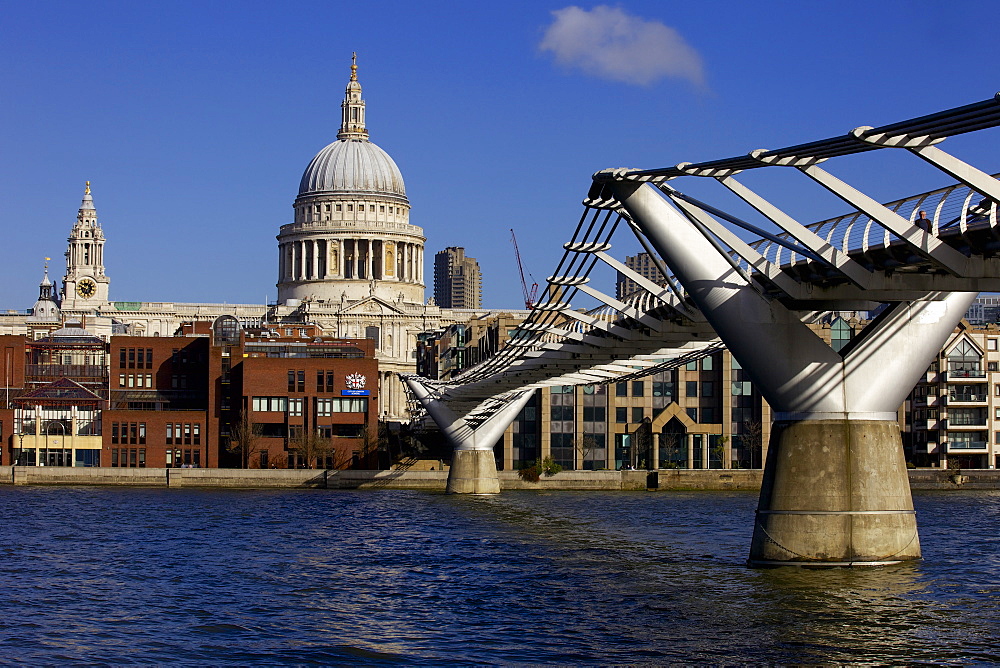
[0, 318, 379, 469]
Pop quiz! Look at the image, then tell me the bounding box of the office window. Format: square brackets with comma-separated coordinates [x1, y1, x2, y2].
[632, 407, 644, 423]
[289, 398, 303, 417]
[317, 398, 332, 417]
[632, 381, 644, 397]
[616, 407, 627, 423]
[702, 381, 714, 398]
[616, 383, 627, 397]
[686, 381, 698, 398]
[702, 356, 713, 371]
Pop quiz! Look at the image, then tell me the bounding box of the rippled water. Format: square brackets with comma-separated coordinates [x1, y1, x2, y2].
[1, 487, 999, 664]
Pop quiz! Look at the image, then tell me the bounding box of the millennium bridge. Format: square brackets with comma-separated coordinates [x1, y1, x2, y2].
[406, 94, 1000, 566]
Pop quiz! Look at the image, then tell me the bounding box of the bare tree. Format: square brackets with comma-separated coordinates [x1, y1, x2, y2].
[660, 431, 681, 469]
[577, 434, 597, 470]
[739, 418, 763, 469]
[289, 429, 335, 469]
[357, 422, 386, 469]
[710, 435, 729, 470]
[632, 419, 652, 470]
[228, 411, 264, 469]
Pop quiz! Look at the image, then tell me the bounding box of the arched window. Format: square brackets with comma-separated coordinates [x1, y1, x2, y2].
[948, 340, 982, 378]
[831, 317, 852, 353]
[212, 315, 241, 344]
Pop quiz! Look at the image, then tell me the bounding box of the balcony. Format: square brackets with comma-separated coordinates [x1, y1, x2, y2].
[26, 364, 108, 382]
[947, 386, 988, 403]
[946, 371, 987, 382]
[945, 419, 988, 429]
[946, 440, 989, 452]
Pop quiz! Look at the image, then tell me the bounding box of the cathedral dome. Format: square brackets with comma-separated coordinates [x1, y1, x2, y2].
[298, 139, 406, 198]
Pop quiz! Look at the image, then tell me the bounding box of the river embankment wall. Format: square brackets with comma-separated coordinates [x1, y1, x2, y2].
[0, 466, 994, 490]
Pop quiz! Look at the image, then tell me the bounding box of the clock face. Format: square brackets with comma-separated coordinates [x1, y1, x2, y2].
[76, 278, 97, 299]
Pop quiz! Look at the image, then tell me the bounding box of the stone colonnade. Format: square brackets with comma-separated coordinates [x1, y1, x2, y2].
[378, 371, 409, 419]
[278, 238, 423, 283]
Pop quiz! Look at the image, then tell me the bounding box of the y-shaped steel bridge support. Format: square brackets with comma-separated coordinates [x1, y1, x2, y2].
[609, 181, 975, 566]
[407, 381, 535, 494]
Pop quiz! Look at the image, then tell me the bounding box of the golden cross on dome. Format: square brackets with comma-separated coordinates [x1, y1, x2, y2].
[350, 52, 357, 81]
[85, 181, 91, 195]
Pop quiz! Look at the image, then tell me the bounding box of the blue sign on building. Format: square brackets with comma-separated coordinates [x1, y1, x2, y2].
[341, 389, 370, 396]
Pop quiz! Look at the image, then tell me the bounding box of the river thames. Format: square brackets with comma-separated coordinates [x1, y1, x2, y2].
[1, 486, 998, 664]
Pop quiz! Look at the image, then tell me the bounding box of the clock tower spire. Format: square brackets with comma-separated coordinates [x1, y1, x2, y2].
[62, 181, 110, 309]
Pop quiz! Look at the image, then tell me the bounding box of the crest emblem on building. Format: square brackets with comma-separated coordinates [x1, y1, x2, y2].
[346, 373, 366, 390]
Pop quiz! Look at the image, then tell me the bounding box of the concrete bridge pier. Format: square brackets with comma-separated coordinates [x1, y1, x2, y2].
[751, 416, 918, 566]
[405, 380, 533, 494]
[608, 179, 976, 565]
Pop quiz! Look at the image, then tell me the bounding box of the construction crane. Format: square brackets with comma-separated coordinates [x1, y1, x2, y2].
[510, 228, 538, 309]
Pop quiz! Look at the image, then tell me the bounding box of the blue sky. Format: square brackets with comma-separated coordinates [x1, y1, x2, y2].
[2, 1, 999, 309]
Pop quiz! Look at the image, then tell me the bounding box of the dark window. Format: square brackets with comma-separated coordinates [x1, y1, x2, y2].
[616, 383, 627, 397]
[632, 381, 645, 397]
[686, 407, 698, 422]
[686, 381, 698, 398]
[632, 407, 644, 423]
[297, 370, 305, 393]
[615, 407, 627, 423]
[288, 370, 296, 392]
[702, 381, 714, 398]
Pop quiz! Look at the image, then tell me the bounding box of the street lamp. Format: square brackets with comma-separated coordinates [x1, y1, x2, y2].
[15, 432, 27, 466]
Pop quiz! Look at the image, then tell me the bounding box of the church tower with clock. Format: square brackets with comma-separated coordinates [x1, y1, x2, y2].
[61, 182, 110, 309]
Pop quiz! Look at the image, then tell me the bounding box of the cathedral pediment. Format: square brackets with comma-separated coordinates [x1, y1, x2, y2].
[337, 296, 406, 316]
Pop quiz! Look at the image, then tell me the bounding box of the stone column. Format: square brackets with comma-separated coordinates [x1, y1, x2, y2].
[686, 434, 694, 470]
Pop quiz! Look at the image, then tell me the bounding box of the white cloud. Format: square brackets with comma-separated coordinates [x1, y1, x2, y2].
[539, 5, 706, 87]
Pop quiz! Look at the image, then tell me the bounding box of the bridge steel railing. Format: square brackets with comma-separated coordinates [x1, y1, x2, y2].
[585, 93, 1000, 566]
[409, 94, 1000, 568]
